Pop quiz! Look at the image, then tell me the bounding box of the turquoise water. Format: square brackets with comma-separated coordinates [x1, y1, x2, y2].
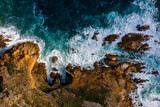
[0, 0, 160, 106]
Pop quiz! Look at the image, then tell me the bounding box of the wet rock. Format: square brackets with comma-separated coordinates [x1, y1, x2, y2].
[102, 41, 106, 46]
[103, 34, 119, 43]
[125, 65, 137, 73]
[0, 35, 11, 48]
[66, 63, 73, 72]
[105, 54, 119, 60]
[52, 56, 58, 63]
[50, 72, 60, 79]
[64, 72, 73, 86]
[147, 71, 159, 76]
[133, 78, 149, 84]
[52, 67, 58, 71]
[104, 54, 119, 67]
[118, 33, 151, 53]
[71, 66, 82, 77]
[50, 72, 61, 86]
[151, 71, 159, 76]
[115, 62, 131, 74]
[154, 40, 160, 45]
[138, 43, 150, 54]
[92, 32, 99, 41]
[137, 25, 150, 31]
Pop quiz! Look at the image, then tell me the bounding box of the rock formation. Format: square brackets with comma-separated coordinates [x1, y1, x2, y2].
[118, 33, 151, 53]
[0, 29, 151, 107]
[0, 42, 58, 107]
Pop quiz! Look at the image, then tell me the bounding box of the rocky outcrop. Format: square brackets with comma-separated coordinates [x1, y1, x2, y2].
[50, 54, 146, 107]
[52, 56, 58, 63]
[102, 34, 119, 46]
[0, 30, 151, 107]
[92, 32, 99, 41]
[136, 25, 150, 31]
[118, 33, 151, 53]
[0, 34, 11, 48]
[0, 42, 58, 107]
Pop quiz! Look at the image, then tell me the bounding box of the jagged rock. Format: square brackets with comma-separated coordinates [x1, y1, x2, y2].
[52, 56, 58, 63]
[66, 63, 73, 72]
[104, 54, 119, 67]
[118, 33, 151, 53]
[103, 34, 119, 44]
[63, 72, 73, 86]
[59, 55, 146, 107]
[50, 72, 61, 87]
[50, 72, 60, 79]
[133, 78, 149, 84]
[0, 42, 58, 107]
[52, 67, 58, 71]
[0, 35, 11, 48]
[137, 25, 150, 31]
[154, 40, 160, 45]
[92, 32, 99, 41]
[147, 71, 159, 76]
[82, 101, 103, 107]
[115, 62, 131, 74]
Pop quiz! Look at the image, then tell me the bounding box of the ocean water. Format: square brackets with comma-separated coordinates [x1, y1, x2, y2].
[0, 0, 160, 106]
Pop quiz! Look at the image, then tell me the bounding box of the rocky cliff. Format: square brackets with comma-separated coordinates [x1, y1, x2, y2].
[0, 42, 58, 107]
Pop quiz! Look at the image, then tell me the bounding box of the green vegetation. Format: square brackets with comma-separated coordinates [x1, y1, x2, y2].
[64, 85, 111, 106]
[56, 95, 82, 107]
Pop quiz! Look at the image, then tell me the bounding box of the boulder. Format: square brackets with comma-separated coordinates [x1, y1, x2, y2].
[52, 56, 58, 63]
[92, 32, 99, 41]
[118, 33, 151, 53]
[104, 54, 119, 67]
[66, 63, 73, 72]
[103, 34, 119, 43]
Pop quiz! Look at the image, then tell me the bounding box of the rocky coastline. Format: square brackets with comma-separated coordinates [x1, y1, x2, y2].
[0, 25, 153, 107]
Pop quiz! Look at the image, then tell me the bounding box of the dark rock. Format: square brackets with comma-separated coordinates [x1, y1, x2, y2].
[53, 67, 58, 71]
[137, 25, 150, 31]
[52, 56, 58, 63]
[118, 33, 151, 53]
[133, 78, 149, 84]
[103, 34, 119, 43]
[104, 54, 119, 67]
[154, 40, 160, 45]
[61, 72, 73, 86]
[50, 72, 61, 86]
[66, 63, 73, 72]
[102, 41, 106, 46]
[92, 32, 99, 41]
[50, 72, 60, 78]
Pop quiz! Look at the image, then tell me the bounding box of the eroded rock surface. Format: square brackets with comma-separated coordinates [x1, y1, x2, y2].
[118, 33, 151, 53]
[50, 54, 146, 107]
[0, 42, 58, 107]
